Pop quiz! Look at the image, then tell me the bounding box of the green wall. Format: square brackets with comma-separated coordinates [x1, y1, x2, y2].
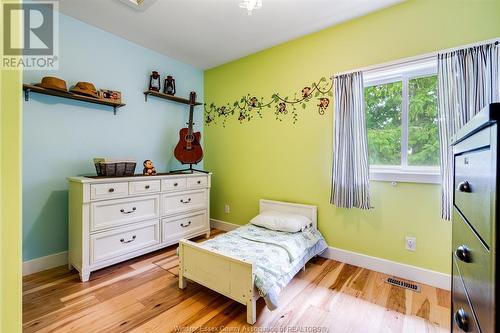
[204, 0, 500, 274]
[0, 0, 23, 330]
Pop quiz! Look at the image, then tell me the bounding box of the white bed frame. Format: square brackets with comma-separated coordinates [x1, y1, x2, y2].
[178, 199, 317, 325]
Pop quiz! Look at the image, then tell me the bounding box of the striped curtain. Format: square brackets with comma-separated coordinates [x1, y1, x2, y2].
[438, 42, 499, 220]
[331, 71, 371, 209]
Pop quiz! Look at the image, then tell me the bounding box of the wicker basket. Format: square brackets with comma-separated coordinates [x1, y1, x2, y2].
[94, 162, 136, 177]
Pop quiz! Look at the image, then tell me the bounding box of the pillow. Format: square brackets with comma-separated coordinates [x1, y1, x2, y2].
[250, 210, 312, 233]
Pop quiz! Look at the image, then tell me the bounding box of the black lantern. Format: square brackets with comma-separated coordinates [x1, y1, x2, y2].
[164, 75, 176, 95]
[149, 71, 161, 92]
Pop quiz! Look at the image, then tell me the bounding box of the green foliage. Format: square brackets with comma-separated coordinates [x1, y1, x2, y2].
[365, 81, 402, 165]
[408, 76, 439, 166]
[364, 75, 439, 167]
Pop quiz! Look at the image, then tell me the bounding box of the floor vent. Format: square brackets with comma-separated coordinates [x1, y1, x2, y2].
[385, 277, 421, 292]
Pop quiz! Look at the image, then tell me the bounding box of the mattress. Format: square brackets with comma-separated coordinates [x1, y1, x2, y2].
[198, 224, 327, 310]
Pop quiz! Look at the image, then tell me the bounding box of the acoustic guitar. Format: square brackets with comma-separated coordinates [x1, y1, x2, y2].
[174, 91, 203, 165]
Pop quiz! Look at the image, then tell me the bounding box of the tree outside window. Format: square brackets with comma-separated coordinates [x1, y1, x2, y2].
[365, 74, 439, 169]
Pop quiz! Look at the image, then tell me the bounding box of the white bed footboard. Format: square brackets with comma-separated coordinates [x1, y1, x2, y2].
[178, 199, 318, 325]
[178, 239, 257, 324]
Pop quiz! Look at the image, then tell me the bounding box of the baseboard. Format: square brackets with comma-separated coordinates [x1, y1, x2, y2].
[210, 218, 240, 231]
[210, 219, 451, 290]
[23, 251, 68, 276]
[322, 247, 451, 290]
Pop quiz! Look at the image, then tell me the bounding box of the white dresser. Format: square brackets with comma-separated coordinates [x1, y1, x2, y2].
[67, 172, 211, 282]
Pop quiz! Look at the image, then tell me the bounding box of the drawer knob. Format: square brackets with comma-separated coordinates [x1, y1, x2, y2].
[120, 235, 137, 244]
[120, 207, 137, 214]
[457, 181, 471, 193]
[174, 183, 178, 187]
[454, 308, 470, 332]
[180, 221, 192, 228]
[145, 185, 150, 189]
[180, 198, 191, 204]
[455, 245, 472, 263]
[108, 188, 115, 193]
[197, 180, 201, 184]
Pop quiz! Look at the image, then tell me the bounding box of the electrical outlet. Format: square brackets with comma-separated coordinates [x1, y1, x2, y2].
[224, 204, 230, 214]
[405, 236, 416, 251]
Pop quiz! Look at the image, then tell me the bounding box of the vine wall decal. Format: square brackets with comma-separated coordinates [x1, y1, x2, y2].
[204, 76, 333, 126]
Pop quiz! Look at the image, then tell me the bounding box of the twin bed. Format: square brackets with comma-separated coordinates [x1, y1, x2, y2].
[177, 199, 327, 324]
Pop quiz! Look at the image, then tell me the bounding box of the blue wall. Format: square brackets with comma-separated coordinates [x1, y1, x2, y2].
[22, 14, 204, 261]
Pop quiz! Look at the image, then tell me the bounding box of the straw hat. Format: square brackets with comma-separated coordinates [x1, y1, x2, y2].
[70, 82, 99, 98]
[35, 76, 68, 92]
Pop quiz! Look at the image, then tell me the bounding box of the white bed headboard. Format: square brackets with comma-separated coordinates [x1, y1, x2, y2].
[259, 199, 318, 229]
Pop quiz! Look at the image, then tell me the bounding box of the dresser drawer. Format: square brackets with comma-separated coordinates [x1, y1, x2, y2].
[452, 208, 493, 332]
[129, 180, 161, 195]
[90, 195, 160, 231]
[454, 147, 493, 246]
[90, 182, 128, 200]
[162, 190, 207, 216]
[162, 211, 207, 244]
[162, 178, 187, 191]
[90, 219, 160, 264]
[187, 176, 208, 188]
[452, 260, 481, 333]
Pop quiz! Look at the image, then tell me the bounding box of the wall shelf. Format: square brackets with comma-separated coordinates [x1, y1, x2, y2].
[23, 84, 126, 115]
[143, 90, 202, 106]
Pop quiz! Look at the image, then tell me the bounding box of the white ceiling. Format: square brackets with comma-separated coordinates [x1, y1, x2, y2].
[56, 0, 404, 69]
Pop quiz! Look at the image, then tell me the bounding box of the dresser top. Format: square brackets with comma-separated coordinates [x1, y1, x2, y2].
[452, 103, 500, 146]
[67, 171, 211, 184]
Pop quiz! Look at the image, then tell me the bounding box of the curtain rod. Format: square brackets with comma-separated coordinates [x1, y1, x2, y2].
[331, 37, 500, 79]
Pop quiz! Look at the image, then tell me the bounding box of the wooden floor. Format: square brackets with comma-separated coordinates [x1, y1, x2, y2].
[23, 229, 451, 333]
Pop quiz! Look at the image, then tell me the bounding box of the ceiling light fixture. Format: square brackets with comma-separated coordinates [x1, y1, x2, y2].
[239, 0, 262, 15]
[128, 0, 145, 5]
[118, 0, 157, 11]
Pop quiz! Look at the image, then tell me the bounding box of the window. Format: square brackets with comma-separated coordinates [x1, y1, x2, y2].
[364, 59, 440, 183]
[407, 76, 439, 166]
[365, 81, 402, 166]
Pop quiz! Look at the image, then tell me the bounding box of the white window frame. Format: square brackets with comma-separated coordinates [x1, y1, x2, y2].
[364, 58, 440, 184]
